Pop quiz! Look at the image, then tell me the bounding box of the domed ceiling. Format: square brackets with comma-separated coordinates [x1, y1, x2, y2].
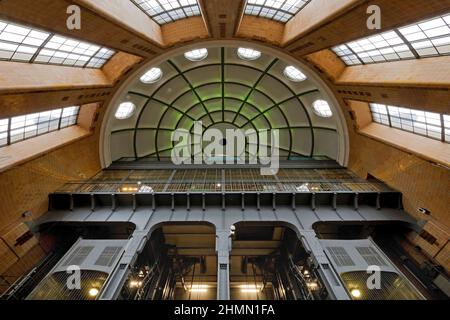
[104, 45, 346, 164]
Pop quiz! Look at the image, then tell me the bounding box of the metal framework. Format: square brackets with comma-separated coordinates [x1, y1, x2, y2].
[244, 0, 312, 23]
[55, 167, 393, 194]
[112, 48, 335, 161]
[332, 12, 450, 65]
[0, 19, 115, 68]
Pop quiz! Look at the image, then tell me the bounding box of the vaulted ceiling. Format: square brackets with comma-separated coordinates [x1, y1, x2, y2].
[106, 46, 343, 163]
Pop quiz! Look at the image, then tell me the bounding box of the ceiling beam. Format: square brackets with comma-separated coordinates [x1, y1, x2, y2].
[306, 50, 450, 114]
[0, 87, 112, 119]
[0, 0, 164, 57]
[0, 52, 141, 118]
[198, 0, 246, 38]
[283, 0, 450, 57]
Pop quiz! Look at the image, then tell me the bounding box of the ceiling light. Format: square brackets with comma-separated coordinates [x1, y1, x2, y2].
[237, 48, 262, 61]
[129, 280, 143, 288]
[115, 102, 136, 120]
[240, 284, 260, 293]
[88, 287, 99, 297]
[284, 66, 307, 82]
[140, 67, 163, 84]
[312, 100, 333, 118]
[306, 281, 318, 290]
[351, 288, 362, 299]
[189, 284, 209, 292]
[184, 48, 208, 61]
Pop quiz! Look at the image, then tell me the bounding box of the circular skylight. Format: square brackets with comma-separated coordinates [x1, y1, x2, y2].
[237, 48, 262, 61]
[284, 66, 307, 82]
[140, 67, 163, 84]
[184, 48, 208, 61]
[312, 100, 333, 118]
[115, 102, 136, 120]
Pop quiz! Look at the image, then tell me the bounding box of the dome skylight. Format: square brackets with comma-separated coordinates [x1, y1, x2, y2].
[312, 100, 333, 118]
[237, 48, 262, 61]
[184, 48, 208, 61]
[140, 67, 163, 84]
[115, 102, 136, 120]
[284, 66, 307, 82]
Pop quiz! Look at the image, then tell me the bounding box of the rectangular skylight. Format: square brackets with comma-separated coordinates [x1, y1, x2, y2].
[131, 0, 201, 25]
[1, 106, 80, 147]
[333, 13, 450, 65]
[0, 19, 115, 68]
[245, 0, 312, 23]
[370, 103, 449, 143]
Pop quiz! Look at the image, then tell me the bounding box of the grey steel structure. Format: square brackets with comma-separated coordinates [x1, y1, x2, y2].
[29, 161, 420, 300]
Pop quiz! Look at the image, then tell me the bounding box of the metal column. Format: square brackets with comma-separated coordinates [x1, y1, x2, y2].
[99, 230, 148, 300]
[216, 230, 231, 300]
[299, 230, 350, 300]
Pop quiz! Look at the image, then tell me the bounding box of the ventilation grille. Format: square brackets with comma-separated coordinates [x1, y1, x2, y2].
[356, 247, 387, 266]
[326, 247, 355, 267]
[62, 246, 94, 267]
[94, 246, 123, 267]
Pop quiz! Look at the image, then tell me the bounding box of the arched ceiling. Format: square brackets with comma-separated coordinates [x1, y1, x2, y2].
[104, 44, 347, 165]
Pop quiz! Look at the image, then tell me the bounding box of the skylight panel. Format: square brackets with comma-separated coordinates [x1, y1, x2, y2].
[0, 119, 8, 147]
[444, 115, 450, 142]
[370, 103, 448, 143]
[0, 19, 115, 68]
[333, 13, 450, 65]
[312, 100, 333, 118]
[244, 0, 311, 23]
[1, 106, 80, 147]
[131, 0, 201, 25]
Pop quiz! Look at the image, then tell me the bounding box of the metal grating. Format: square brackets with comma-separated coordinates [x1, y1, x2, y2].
[356, 247, 387, 266]
[326, 247, 355, 267]
[55, 168, 395, 194]
[341, 271, 423, 300]
[62, 246, 94, 267]
[95, 247, 123, 267]
[27, 270, 108, 300]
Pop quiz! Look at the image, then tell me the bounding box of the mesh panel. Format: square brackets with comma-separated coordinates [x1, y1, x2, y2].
[356, 247, 387, 266]
[326, 247, 355, 267]
[62, 246, 94, 267]
[95, 247, 123, 267]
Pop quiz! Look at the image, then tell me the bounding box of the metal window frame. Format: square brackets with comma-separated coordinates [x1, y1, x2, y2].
[0, 106, 80, 148]
[0, 19, 115, 69]
[369, 103, 449, 143]
[244, 0, 312, 23]
[333, 13, 450, 66]
[130, 0, 201, 25]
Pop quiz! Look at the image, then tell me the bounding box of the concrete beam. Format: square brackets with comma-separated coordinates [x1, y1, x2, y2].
[306, 51, 450, 114]
[198, 0, 246, 38]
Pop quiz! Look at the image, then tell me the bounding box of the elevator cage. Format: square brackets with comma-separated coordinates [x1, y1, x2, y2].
[320, 238, 424, 300]
[27, 239, 127, 300]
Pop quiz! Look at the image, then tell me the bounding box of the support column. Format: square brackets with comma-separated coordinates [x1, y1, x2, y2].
[99, 230, 148, 300]
[299, 230, 350, 300]
[216, 229, 232, 300]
